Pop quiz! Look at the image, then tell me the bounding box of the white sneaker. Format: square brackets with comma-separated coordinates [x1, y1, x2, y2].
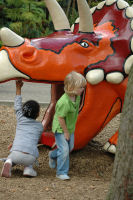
[1, 159, 12, 178]
[56, 174, 70, 180]
[23, 167, 37, 177]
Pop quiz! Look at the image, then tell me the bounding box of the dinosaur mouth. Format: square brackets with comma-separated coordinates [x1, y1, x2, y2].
[41, 83, 85, 146]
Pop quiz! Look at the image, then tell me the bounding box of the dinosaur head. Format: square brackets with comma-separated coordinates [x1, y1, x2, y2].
[0, 0, 132, 85]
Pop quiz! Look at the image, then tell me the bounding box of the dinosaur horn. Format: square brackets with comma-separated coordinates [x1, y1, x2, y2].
[0, 27, 24, 47]
[77, 0, 93, 33]
[44, 0, 70, 31]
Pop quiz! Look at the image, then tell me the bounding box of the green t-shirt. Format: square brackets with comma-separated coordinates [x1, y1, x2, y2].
[52, 93, 80, 134]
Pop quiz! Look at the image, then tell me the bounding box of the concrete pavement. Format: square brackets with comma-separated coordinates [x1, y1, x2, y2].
[0, 81, 51, 106]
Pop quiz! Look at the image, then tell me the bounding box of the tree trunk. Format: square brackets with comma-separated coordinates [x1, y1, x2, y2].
[106, 66, 133, 199]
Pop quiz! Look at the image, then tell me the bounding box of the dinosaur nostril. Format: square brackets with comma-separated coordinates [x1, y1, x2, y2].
[23, 51, 34, 58]
[20, 48, 36, 63]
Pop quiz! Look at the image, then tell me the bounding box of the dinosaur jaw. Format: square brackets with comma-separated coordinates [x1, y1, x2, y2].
[0, 50, 29, 82]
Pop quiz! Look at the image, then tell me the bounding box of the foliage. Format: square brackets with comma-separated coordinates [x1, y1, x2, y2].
[0, 0, 51, 38]
[127, 0, 133, 5]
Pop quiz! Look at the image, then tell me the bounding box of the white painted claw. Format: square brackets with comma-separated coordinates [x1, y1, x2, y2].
[108, 144, 116, 154]
[103, 142, 110, 151]
[104, 142, 116, 154]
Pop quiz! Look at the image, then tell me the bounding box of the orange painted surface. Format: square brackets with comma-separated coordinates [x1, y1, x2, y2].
[74, 80, 127, 149]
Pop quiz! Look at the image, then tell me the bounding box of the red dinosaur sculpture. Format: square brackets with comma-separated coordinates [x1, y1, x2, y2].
[0, 0, 133, 154]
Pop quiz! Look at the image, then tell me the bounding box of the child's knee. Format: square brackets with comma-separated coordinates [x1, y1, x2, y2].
[59, 146, 69, 158]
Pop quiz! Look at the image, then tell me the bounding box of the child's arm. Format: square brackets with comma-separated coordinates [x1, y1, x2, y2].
[14, 79, 24, 120]
[8, 143, 12, 151]
[58, 116, 70, 141]
[16, 79, 23, 95]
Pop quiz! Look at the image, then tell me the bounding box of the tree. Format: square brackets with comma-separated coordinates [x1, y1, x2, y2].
[106, 65, 133, 199]
[0, 0, 52, 38]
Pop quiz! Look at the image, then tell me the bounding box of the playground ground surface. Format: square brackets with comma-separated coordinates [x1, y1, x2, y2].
[0, 104, 120, 200]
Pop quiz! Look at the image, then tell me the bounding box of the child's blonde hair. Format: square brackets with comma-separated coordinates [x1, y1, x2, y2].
[64, 71, 87, 95]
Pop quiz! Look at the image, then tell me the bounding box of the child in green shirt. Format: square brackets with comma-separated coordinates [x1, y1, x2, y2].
[49, 71, 87, 180]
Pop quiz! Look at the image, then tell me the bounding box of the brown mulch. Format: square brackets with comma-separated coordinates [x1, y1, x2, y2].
[0, 104, 120, 200]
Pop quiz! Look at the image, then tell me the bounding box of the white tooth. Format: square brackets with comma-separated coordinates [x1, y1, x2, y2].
[0, 50, 29, 81]
[97, 1, 105, 9]
[75, 17, 79, 23]
[131, 19, 133, 30]
[90, 7, 96, 14]
[106, 0, 117, 6]
[117, 0, 129, 9]
[106, 72, 124, 84]
[125, 7, 133, 18]
[124, 55, 133, 74]
[71, 24, 74, 32]
[86, 69, 104, 85]
[131, 36, 133, 52]
[108, 144, 116, 154]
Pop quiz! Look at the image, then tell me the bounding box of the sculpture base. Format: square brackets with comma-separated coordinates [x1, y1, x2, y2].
[40, 132, 55, 148]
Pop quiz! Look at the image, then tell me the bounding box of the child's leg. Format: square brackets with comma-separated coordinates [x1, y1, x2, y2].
[49, 148, 58, 159]
[49, 135, 62, 169]
[58, 133, 74, 176]
[8, 151, 37, 177]
[55, 133, 69, 176]
[49, 149, 57, 169]
[8, 151, 36, 166]
[68, 133, 74, 152]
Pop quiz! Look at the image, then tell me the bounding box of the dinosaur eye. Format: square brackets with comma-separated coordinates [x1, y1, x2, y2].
[80, 42, 89, 48]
